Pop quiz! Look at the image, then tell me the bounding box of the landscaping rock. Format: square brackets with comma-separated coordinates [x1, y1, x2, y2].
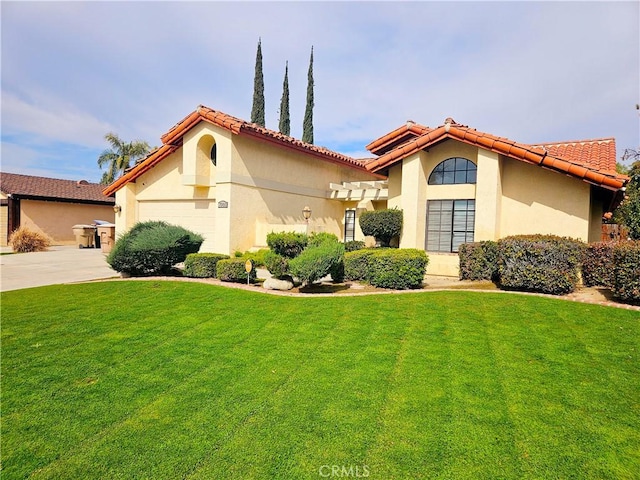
[263, 276, 294, 291]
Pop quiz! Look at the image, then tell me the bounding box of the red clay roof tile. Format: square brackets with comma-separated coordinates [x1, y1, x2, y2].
[366, 121, 432, 156]
[366, 119, 628, 191]
[1, 172, 114, 203]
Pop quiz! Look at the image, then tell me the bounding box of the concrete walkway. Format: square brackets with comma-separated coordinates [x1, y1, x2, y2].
[1, 246, 118, 292]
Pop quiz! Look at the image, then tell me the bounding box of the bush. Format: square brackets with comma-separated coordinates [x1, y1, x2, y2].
[241, 248, 269, 268]
[8, 226, 52, 253]
[498, 235, 586, 295]
[612, 241, 640, 303]
[458, 241, 499, 281]
[266, 232, 308, 258]
[368, 249, 428, 289]
[359, 209, 403, 247]
[183, 253, 229, 278]
[344, 249, 377, 281]
[289, 241, 345, 286]
[264, 250, 289, 278]
[217, 258, 257, 283]
[344, 240, 365, 252]
[582, 242, 615, 287]
[307, 232, 339, 248]
[107, 221, 203, 276]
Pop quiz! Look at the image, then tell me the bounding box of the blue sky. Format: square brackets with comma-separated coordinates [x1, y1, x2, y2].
[2, 1, 639, 183]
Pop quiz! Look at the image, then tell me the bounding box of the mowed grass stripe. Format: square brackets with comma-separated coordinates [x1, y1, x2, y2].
[2, 282, 639, 480]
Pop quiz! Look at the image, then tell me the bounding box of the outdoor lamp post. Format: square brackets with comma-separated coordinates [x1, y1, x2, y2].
[302, 206, 312, 235]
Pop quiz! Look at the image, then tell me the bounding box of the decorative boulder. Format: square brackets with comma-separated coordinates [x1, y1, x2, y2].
[263, 276, 294, 291]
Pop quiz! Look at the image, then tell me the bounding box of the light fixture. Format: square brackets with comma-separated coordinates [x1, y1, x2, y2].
[302, 206, 312, 220]
[113, 204, 122, 213]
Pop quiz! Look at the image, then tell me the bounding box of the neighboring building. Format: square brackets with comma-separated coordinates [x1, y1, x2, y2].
[104, 105, 627, 276]
[0, 173, 115, 246]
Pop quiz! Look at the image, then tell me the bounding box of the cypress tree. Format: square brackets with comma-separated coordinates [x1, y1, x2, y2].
[278, 61, 291, 136]
[251, 38, 265, 126]
[302, 46, 314, 144]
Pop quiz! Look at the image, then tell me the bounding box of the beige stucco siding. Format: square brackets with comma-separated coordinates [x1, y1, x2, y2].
[19, 200, 114, 245]
[500, 159, 591, 240]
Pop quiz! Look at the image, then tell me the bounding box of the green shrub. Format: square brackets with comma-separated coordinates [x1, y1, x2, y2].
[264, 250, 289, 278]
[458, 241, 499, 281]
[497, 235, 586, 295]
[612, 241, 640, 303]
[359, 209, 403, 247]
[344, 249, 377, 281]
[308, 232, 339, 248]
[107, 221, 203, 276]
[266, 232, 308, 258]
[217, 258, 257, 283]
[183, 253, 229, 278]
[289, 241, 345, 286]
[344, 240, 366, 252]
[8, 226, 52, 253]
[582, 242, 615, 287]
[368, 249, 428, 289]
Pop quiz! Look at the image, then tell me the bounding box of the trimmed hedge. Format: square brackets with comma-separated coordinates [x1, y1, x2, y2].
[289, 240, 345, 285]
[344, 248, 428, 289]
[458, 241, 498, 281]
[107, 221, 203, 276]
[582, 242, 615, 287]
[266, 232, 308, 258]
[308, 232, 339, 248]
[264, 250, 289, 278]
[217, 258, 257, 283]
[183, 253, 229, 278]
[359, 209, 403, 247]
[612, 241, 640, 303]
[498, 235, 586, 295]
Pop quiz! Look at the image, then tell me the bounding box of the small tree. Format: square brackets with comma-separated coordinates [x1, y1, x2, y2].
[616, 154, 640, 239]
[359, 209, 403, 247]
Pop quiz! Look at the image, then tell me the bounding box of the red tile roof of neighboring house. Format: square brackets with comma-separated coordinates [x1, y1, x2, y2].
[104, 105, 379, 196]
[366, 118, 628, 191]
[365, 121, 433, 156]
[0, 172, 115, 204]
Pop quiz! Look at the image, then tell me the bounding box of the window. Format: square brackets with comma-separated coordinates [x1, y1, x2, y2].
[210, 144, 217, 166]
[428, 157, 477, 185]
[344, 210, 356, 242]
[426, 200, 475, 252]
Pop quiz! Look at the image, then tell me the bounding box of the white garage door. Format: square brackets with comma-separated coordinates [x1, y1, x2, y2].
[138, 200, 216, 252]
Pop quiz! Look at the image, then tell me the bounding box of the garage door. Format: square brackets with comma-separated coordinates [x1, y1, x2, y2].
[138, 200, 216, 251]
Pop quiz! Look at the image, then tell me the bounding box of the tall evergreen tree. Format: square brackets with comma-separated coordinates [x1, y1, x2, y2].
[302, 46, 314, 144]
[251, 38, 265, 126]
[278, 61, 291, 136]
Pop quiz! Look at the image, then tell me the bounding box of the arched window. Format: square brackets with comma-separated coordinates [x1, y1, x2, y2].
[210, 144, 217, 166]
[428, 157, 477, 185]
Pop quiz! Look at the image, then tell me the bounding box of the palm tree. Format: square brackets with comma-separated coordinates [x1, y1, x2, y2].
[97, 133, 150, 185]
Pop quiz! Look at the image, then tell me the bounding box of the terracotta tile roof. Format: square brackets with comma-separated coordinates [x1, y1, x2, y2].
[104, 105, 377, 196]
[365, 121, 432, 156]
[366, 118, 628, 191]
[0, 172, 114, 204]
[532, 138, 617, 173]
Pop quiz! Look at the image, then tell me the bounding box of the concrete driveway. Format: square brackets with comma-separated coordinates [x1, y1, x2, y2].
[1, 246, 118, 292]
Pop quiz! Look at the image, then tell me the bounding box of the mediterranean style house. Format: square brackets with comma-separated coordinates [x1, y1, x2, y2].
[1, 173, 115, 246]
[103, 105, 627, 276]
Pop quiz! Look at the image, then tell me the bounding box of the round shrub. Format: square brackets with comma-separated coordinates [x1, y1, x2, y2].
[612, 241, 640, 303]
[344, 249, 377, 281]
[289, 241, 345, 286]
[107, 221, 203, 276]
[307, 232, 339, 248]
[266, 232, 308, 258]
[582, 242, 615, 287]
[183, 253, 229, 278]
[264, 250, 289, 278]
[498, 235, 586, 295]
[458, 241, 499, 281]
[8, 226, 52, 253]
[344, 240, 365, 252]
[359, 209, 403, 247]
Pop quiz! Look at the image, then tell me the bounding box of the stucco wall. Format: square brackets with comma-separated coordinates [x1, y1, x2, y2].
[20, 200, 114, 245]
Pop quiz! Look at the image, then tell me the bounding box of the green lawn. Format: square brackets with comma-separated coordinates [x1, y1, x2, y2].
[2, 281, 639, 479]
